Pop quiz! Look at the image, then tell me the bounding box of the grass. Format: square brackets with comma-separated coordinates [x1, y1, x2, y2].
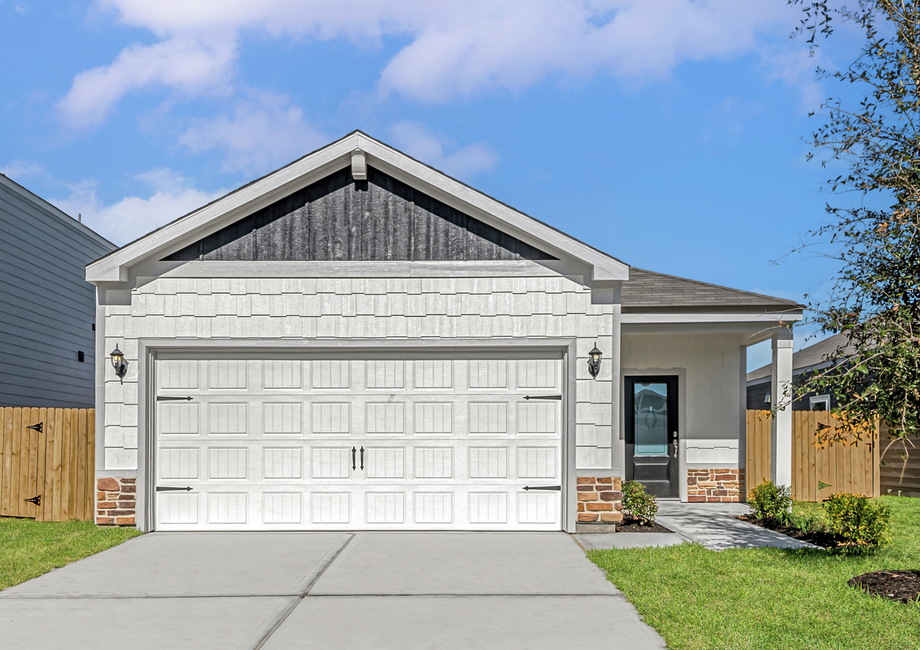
[0, 517, 141, 591]
[587, 496, 920, 650]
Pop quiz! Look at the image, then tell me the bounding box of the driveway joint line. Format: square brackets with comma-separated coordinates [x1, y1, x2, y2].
[250, 532, 356, 650]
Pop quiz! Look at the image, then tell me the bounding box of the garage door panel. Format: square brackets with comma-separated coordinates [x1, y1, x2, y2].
[263, 492, 303, 524]
[311, 492, 350, 524]
[263, 448, 303, 479]
[155, 354, 563, 531]
[414, 448, 453, 479]
[311, 448, 351, 478]
[517, 447, 557, 479]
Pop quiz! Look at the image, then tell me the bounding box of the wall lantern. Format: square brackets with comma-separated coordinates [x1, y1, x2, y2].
[110, 345, 127, 383]
[587, 343, 602, 379]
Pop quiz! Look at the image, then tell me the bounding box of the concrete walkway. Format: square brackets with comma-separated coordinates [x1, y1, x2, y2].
[655, 501, 819, 551]
[577, 502, 821, 551]
[0, 532, 666, 650]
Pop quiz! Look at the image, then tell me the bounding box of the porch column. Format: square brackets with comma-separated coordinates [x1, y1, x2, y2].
[770, 328, 794, 487]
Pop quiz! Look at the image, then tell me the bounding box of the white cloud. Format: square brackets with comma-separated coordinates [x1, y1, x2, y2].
[58, 35, 236, 129]
[177, 92, 328, 176]
[51, 169, 225, 245]
[388, 122, 498, 179]
[0, 160, 46, 179]
[67, 1, 797, 125]
[761, 45, 828, 114]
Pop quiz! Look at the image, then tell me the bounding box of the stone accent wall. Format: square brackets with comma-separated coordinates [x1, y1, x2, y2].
[687, 468, 744, 502]
[576, 476, 623, 523]
[96, 477, 137, 525]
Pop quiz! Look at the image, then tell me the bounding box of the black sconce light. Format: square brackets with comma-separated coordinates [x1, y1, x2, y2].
[110, 345, 127, 383]
[587, 343, 602, 379]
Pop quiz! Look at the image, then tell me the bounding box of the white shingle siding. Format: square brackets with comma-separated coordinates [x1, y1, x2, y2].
[102, 273, 613, 472]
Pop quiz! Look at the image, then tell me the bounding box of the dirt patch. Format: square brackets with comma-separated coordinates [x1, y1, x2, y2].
[848, 571, 920, 604]
[736, 515, 836, 548]
[617, 519, 673, 534]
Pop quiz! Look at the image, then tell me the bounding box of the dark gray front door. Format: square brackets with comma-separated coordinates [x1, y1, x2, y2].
[625, 377, 678, 498]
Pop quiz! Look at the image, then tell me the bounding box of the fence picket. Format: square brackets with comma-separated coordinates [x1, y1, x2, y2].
[0, 407, 95, 522]
[745, 410, 879, 501]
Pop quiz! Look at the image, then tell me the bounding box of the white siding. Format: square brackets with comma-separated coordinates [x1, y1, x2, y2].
[102, 274, 613, 471]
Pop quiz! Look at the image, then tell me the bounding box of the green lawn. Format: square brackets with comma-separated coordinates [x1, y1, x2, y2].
[0, 518, 141, 591]
[588, 496, 920, 650]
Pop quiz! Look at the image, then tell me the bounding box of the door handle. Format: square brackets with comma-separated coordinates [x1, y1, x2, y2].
[672, 432, 678, 459]
[359, 446, 365, 470]
[352, 446, 357, 471]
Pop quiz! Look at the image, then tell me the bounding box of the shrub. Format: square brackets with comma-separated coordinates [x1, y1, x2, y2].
[748, 480, 792, 523]
[622, 480, 658, 524]
[823, 493, 891, 552]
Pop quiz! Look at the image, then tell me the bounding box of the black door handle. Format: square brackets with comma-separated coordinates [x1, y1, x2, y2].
[352, 446, 357, 471]
[360, 446, 365, 470]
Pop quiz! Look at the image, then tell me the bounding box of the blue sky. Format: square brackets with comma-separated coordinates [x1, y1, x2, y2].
[1, 1, 868, 370]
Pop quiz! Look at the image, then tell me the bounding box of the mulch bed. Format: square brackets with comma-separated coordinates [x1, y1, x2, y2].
[736, 514, 837, 548]
[848, 571, 920, 604]
[617, 519, 673, 533]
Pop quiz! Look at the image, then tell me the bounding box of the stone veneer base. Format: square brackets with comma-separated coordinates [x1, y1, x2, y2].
[96, 477, 137, 526]
[576, 476, 624, 524]
[687, 468, 744, 502]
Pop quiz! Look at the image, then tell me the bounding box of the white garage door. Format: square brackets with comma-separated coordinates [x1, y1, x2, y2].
[153, 354, 565, 531]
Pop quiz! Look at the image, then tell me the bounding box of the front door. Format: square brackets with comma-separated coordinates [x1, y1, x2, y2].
[625, 377, 678, 498]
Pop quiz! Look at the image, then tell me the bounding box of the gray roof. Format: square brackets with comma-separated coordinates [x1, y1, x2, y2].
[622, 268, 805, 312]
[746, 332, 853, 383]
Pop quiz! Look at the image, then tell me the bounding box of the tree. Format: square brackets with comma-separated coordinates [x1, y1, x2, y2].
[787, 1, 920, 461]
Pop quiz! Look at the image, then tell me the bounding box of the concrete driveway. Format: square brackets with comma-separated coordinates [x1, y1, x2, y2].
[0, 532, 665, 650]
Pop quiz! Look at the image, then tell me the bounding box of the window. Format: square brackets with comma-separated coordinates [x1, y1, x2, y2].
[809, 395, 830, 412]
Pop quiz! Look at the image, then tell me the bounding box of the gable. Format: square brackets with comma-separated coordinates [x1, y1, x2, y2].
[164, 166, 555, 263]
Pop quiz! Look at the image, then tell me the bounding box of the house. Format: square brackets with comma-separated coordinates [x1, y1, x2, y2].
[0, 173, 115, 408]
[86, 131, 804, 531]
[746, 333, 851, 411]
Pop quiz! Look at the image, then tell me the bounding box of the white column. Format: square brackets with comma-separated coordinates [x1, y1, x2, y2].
[770, 328, 794, 487]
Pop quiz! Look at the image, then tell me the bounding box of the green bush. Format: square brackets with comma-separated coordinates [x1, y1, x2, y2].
[622, 480, 658, 524]
[748, 480, 792, 523]
[823, 493, 891, 552]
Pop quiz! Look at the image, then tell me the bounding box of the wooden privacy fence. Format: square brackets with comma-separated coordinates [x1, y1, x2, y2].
[746, 410, 880, 501]
[0, 407, 95, 521]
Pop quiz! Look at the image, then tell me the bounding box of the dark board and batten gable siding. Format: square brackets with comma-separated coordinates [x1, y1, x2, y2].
[166, 167, 555, 263]
[0, 176, 116, 408]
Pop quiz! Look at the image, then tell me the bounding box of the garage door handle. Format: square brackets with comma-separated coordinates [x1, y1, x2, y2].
[523, 485, 561, 491]
[523, 395, 562, 400]
[352, 447, 357, 471]
[157, 396, 193, 401]
[156, 486, 192, 492]
[359, 446, 365, 470]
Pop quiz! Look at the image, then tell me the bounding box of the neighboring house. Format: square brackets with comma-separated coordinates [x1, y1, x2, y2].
[746, 333, 852, 411]
[0, 173, 115, 408]
[86, 132, 804, 531]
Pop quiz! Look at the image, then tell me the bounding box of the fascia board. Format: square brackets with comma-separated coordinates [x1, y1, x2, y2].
[360, 139, 629, 281]
[621, 311, 804, 324]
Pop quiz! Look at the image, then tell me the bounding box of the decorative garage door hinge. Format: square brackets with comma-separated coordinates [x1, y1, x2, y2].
[26, 422, 43, 433]
[155, 486, 193, 492]
[156, 396, 193, 401]
[522, 395, 562, 400]
[522, 485, 562, 491]
[24, 495, 41, 506]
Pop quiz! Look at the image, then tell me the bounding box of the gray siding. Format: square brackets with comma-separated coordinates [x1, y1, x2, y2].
[165, 167, 555, 263]
[0, 176, 115, 408]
